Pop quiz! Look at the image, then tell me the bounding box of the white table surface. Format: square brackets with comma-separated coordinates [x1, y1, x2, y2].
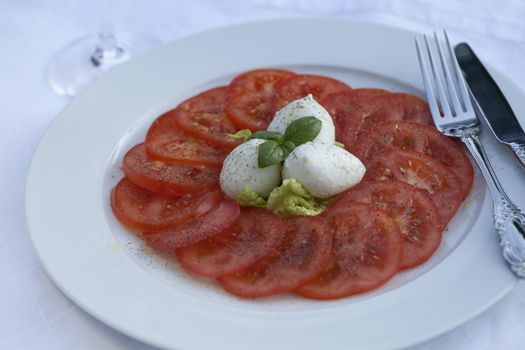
[1, 0, 525, 349]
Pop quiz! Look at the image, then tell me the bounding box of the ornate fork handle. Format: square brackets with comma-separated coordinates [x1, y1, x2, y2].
[461, 133, 525, 277]
[509, 141, 525, 168]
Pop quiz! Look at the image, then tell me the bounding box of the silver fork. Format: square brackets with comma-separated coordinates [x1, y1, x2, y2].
[415, 31, 525, 278]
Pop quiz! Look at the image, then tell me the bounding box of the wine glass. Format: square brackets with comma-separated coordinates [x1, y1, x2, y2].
[47, 1, 161, 97]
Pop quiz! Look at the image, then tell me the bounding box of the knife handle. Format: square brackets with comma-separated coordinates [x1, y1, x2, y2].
[509, 141, 525, 168]
[462, 134, 525, 277]
[494, 197, 525, 277]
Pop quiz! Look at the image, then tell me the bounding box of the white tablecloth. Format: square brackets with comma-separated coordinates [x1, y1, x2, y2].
[1, 1, 525, 349]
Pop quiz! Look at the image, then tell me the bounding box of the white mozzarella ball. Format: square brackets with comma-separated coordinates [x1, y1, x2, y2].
[282, 142, 365, 198]
[268, 94, 335, 144]
[220, 139, 281, 199]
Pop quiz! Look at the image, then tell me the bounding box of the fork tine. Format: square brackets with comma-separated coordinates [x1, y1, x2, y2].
[424, 35, 452, 118]
[444, 30, 472, 112]
[415, 37, 441, 121]
[434, 31, 463, 115]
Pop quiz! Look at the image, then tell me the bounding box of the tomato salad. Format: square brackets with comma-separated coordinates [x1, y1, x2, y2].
[111, 69, 473, 300]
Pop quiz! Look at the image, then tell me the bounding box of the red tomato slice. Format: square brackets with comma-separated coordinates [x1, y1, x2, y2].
[321, 88, 390, 140]
[123, 143, 220, 196]
[321, 91, 433, 150]
[296, 204, 403, 300]
[384, 93, 434, 125]
[272, 74, 351, 113]
[145, 198, 240, 249]
[224, 69, 296, 131]
[218, 216, 333, 298]
[364, 149, 463, 224]
[353, 120, 473, 199]
[174, 86, 240, 149]
[175, 208, 286, 277]
[111, 178, 222, 232]
[145, 109, 228, 167]
[326, 181, 442, 269]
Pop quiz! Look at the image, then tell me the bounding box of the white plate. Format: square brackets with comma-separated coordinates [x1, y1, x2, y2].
[26, 19, 523, 350]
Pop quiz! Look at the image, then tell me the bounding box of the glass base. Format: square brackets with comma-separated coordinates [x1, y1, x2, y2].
[47, 32, 161, 97]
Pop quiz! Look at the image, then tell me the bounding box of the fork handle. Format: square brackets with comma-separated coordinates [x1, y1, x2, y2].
[462, 134, 525, 278]
[509, 141, 525, 168]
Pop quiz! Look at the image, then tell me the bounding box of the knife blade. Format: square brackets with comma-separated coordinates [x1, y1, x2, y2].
[454, 42, 525, 167]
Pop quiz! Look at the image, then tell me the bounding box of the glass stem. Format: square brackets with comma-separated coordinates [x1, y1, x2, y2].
[91, 0, 124, 66]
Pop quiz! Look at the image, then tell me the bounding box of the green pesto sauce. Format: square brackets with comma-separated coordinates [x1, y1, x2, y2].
[236, 178, 328, 217]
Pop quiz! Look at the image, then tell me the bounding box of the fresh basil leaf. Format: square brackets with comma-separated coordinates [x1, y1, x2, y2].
[283, 116, 322, 146]
[258, 140, 285, 168]
[281, 140, 296, 157]
[229, 129, 252, 141]
[248, 131, 284, 143]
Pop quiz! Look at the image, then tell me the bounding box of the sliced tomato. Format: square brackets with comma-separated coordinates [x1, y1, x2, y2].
[321, 91, 433, 150]
[320, 88, 390, 140]
[326, 181, 442, 269]
[145, 198, 240, 249]
[218, 216, 333, 298]
[224, 69, 296, 131]
[364, 149, 463, 224]
[296, 204, 403, 300]
[335, 88, 390, 99]
[110, 178, 222, 232]
[272, 74, 351, 113]
[145, 109, 228, 167]
[175, 208, 286, 277]
[383, 93, 434, 125]
[174, 86, 240, 149]
[123, 143, 220, 196]
[353, 120, 473, 199]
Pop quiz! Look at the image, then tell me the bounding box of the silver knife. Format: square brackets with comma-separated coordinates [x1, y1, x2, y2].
[454, 43, 525, 167]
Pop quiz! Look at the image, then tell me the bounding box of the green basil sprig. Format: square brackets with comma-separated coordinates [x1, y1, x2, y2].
[247, 131, 284, 143]
[257, 140, 285, 168]
[249, 116, 322, 168]
[284, 116, 322, 146]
